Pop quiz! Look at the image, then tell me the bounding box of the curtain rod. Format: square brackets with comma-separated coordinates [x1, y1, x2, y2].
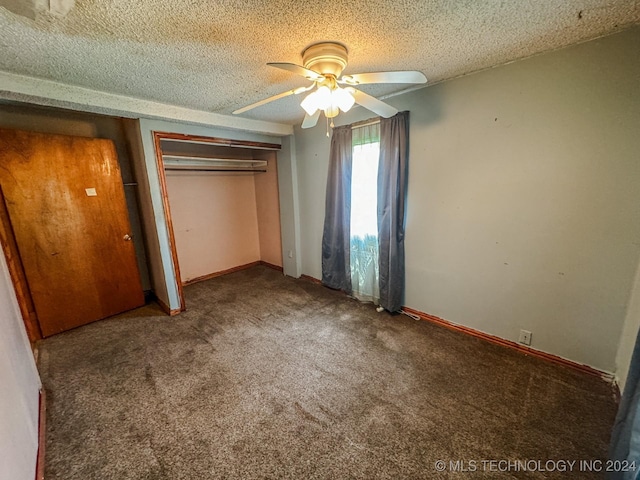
[350, 117, 380, 129]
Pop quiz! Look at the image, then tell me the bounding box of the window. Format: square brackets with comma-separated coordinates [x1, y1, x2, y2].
[350, 122, 380, 303]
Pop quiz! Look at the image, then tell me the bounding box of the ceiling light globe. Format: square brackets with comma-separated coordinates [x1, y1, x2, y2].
[334, 87, 355, 112]
[300, 91, 320, 116]
[314, 86, 332, 110]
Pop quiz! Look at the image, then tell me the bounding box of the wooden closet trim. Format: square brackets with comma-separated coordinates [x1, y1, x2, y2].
[152, 132, 186, 314]
[157, 132, 281, 151]
[0, 186, 42, 342]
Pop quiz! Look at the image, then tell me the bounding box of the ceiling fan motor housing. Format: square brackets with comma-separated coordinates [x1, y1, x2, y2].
[302, 42, 348, 77]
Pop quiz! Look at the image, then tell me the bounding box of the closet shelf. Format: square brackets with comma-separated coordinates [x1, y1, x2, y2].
[162, 155, 267, 172]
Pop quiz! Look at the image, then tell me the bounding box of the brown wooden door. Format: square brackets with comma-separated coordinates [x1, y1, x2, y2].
[0, 128, 144, 337]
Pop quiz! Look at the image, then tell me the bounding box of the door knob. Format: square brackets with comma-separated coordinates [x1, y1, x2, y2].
[123, 234, 132, 241]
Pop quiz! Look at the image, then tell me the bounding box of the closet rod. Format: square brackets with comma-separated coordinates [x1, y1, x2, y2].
[164, 167, 266, 173]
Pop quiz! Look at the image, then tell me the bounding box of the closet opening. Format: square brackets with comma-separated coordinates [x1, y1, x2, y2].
[153, 132, 283, 312]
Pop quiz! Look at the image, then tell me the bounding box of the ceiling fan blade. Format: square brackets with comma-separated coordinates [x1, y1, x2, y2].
[351, 89, 398, 118]
[341, 71, 427, 85]
[301, 111, 321, 129]
[267, 63, 325, 82]
[233, 89, 298, 115]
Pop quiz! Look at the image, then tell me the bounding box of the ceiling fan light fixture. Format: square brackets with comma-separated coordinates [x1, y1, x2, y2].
[301, 85, 354, 118]
[236, 40, 425, 131]
[301, 86, 332, 115]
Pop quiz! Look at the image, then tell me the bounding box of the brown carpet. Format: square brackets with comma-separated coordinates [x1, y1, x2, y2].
[38, 265, 617, 479]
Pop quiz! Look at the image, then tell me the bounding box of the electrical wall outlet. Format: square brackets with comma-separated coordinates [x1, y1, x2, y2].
[519, 329, 532, 346]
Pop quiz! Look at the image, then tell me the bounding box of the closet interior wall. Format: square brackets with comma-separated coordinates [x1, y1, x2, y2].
[163, 142, 282, 285]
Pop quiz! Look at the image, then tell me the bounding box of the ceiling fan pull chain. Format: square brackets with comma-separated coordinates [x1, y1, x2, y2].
[326, 116, 330, 137]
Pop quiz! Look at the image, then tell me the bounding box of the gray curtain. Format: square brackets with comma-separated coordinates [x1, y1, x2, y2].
[609, 329, 640, 479]
[321, 125, 353, 292]
[377, 111, 409, 312]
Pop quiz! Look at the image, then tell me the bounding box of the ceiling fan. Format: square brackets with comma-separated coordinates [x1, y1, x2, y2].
[232, 42, 427, 129]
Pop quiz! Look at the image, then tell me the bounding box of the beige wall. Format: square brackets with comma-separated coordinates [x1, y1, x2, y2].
[122, 119, 169, 304]
[0, 252, 41, 480]
[166, 172, 261, 282]
[616, 261, 640, 391]
[255, 152, 284, 267]
[276, 136, 302, 278]
[293, 27, 640, 373]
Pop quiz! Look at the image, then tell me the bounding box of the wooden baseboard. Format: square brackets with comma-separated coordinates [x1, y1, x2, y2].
[260, 261, 283, 272]
[182, 261, 261, 286]
[300, 274, 322, 285]
[182, 261, 285, 287]
[35, 389, 46, 480]
[401, 306, 611, 379]
[156, 296, 181, 316]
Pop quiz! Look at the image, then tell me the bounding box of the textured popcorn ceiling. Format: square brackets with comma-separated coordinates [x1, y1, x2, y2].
[0, 0, 638, 125]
